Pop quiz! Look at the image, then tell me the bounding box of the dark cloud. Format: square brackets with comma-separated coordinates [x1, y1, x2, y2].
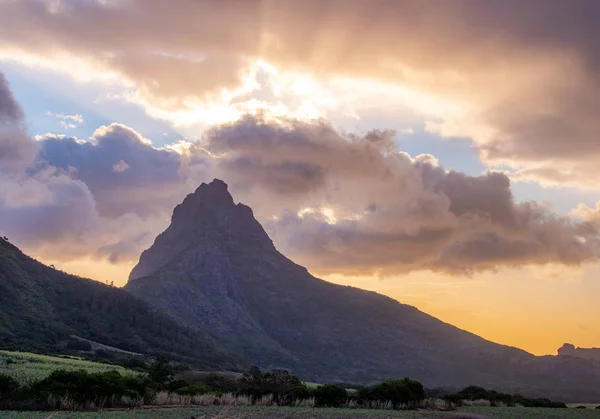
[0, 73, 37, 172]
[38, 124, 186, 217]
[0, 73, 24, 124]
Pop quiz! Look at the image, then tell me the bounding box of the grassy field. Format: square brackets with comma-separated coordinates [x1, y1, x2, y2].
[0, 350, 137, 385]
[3, 406, 600, 419]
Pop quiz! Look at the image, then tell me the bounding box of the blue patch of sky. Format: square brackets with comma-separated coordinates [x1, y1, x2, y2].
[511, 182, 600, 214]
[396, 130, 485, 176]
[2, 63, 180, 145]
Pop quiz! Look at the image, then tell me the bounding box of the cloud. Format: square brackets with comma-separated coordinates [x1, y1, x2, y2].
[0, 73, 100, 255]
[0, 73, 24, 124]
[37, 123, 188, 217]
[0, 72, 166, 265]
[112, 159, 129, 173]
[0, 73, 38, 172]
[205, 117, 600, 275]
[47, 112, 84, 129]
[2, 0, 600, 188]
[2, 67, 599, 275]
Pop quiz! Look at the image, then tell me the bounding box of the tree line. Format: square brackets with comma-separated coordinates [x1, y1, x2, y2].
[0, 356, 576, 411]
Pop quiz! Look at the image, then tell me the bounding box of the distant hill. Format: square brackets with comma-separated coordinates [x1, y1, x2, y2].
[0, 237, 242, 371]
[559, 343, 600, 362]
[126, 179, 600, 402]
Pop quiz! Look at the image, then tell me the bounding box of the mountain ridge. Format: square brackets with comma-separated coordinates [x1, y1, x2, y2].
[0, 236, 242, 370]
[125, 179, 600, 401]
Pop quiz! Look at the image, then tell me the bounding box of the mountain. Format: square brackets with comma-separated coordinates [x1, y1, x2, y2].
[125, 179, 600, 400]
[125, 179, 600, 401]
[559, 343, 600, 362]
[0, 236, 242, 370]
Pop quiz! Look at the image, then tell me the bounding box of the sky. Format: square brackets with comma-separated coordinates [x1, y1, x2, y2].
[1, 0, 600, 356]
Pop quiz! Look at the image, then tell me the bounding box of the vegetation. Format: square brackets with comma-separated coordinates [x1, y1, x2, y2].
[0, 359, 420, 411]
[443, 385, 567, 408]
[0, 239, 242, 371]
[357, 378, 425, 409]
[1, 356, 580, 416]
[0, 351, 137, 385]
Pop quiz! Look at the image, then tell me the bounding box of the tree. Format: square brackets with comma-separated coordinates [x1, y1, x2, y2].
[148, 356, 176, 389]
[314, 384, 348, 407]
[0, 374, 20, 408]
[239, 367, 304, 403]
[358, 378, 425, 408]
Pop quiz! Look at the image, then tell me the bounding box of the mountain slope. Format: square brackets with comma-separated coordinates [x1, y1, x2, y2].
[126, 179, 600, 401]
[0, 237, 242, 370]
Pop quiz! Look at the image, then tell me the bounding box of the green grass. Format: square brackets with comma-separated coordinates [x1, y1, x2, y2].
[0, 350, 137, 385]
[302, 381, 321, 388]
[3, 406, 600, 419]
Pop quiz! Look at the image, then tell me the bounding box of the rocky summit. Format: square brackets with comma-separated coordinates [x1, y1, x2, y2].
[126, 179, 600, 401]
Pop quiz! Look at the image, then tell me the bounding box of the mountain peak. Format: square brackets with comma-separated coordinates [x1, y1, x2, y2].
[196, 178, 229, 192]
[193, 178, 233, 203]
[129, 179, 274, 281]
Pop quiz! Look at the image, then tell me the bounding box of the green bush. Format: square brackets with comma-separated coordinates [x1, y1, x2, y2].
[239, 366, 304, 403]
[358, 378, 425, 408]
[31, 369, 150, 408]
[287, 384, 311, 401]
[204, 372, 239, 393]
[314, 384, 348, 407]
[0, 374, 20, 408]
[147, 356, 176, 389]
[444, 386, 567, 409]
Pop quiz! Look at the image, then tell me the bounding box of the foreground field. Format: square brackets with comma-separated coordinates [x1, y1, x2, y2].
[3, 406, 600, 419]
[0, 350, 136, 385]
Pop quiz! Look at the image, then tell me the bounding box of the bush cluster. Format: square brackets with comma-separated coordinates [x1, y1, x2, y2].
[1, 356, 431, 411]
[357, 378, 425, 409]
[0, 370, 152, 410]
[5, 357, 569, 413]
[443, 385, 567, 408]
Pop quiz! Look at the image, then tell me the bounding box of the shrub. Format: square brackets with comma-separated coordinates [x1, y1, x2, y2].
[314, 384, 348, 407]
[444, 386, 567, 409]
[204, 372, 239, 393]
[0, 374, 20, 408]
[147, 356, 176, 389]
[358, 378, 425, 409]
[287, 384, 311, 402]
[238, 366, 304, 404]
[30, 369, 150, 409]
